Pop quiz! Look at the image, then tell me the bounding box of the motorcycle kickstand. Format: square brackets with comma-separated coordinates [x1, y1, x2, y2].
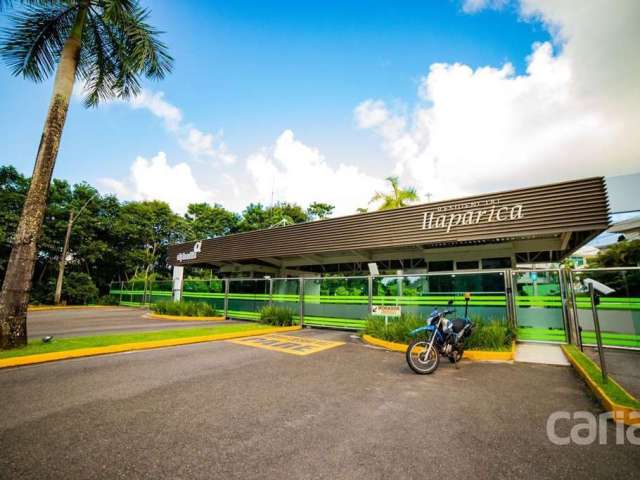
[454, 350, 460, 370]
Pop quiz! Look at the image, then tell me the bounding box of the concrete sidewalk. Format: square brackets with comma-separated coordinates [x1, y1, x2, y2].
[515, 342, 570, 366]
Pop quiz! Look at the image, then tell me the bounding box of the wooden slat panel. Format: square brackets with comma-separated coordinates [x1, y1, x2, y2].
[168, 177, 609, 265]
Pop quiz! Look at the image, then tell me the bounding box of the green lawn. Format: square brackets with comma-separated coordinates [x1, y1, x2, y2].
[0, 323, 271, 360]
[563, 344, 640, 409]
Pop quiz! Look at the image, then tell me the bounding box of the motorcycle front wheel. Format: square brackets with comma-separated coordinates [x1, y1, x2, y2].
[406, 338, 440, 374]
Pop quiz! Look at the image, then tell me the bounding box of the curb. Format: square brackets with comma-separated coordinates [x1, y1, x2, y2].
[0, 326, 301, 369]
[146, 313, 226, 322]
[361, 334, 515, 361]
[28, 305, 121, 312]
[561, 345, 639, 426]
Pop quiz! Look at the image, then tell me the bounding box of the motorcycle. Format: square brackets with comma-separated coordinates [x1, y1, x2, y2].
[405, 293, 474, 375]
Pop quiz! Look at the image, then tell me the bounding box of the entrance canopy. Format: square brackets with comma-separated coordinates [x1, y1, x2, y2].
[167, 177, 609, 276]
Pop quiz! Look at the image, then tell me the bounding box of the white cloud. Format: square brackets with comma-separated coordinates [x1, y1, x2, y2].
[246, 130, 385, 216]
[99, 152, 214, 215]
[123, 89, 236, 165]
[129, 90, 183, 131]
[355, 0, 640, 200]
[461, 0, 509, 13]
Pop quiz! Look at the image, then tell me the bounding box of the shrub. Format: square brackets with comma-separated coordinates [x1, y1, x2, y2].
[364, 313, 424, 344]
[96, 294, 120, 306]
[365, 314, 516, 351]
[62, 272, 99, 305]
[465, 321, 515, 351]
[152, 300, 217, 317]
[259, 305, 296, 326]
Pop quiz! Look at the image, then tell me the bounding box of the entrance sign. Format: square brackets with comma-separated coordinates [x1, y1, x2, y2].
[177, 241, 202, 262]
[422, 201, 524, 233]
[372, 305, 402, 317]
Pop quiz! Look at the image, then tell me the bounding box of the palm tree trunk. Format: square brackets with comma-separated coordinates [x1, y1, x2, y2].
[0, 4, 88, 349]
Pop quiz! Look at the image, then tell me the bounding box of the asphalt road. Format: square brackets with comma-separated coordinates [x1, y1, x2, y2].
[1, 329, 638, 479]
[27, 307, 234, 339]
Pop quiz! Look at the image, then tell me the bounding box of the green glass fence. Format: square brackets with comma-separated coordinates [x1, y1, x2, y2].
[572, 269, 640, 349]
[302, 277, 369, 329]
[106, 268, 640, 349]
[372, 272, 508, 324]
[227, 279, 269, 321]
[512, 270, 567, 343]
[182, 279, 225, 312]
[108, 279, 152, 306]
[272, 278, 301, 323]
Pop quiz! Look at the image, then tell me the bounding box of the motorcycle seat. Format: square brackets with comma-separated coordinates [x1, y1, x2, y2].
[451, 318, 469, 333]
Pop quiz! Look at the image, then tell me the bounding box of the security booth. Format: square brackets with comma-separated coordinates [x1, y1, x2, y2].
[112, 177, 621, 344]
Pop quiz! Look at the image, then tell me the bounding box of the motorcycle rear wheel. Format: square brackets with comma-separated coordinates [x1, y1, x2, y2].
[406, 338, 440, 374]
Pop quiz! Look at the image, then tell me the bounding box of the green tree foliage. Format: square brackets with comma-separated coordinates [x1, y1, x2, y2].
[57, 272, 99, 305]
[306, 202, 334, 220]
[369, 176, 419, 211]
[185, 203, 240, 240]
[237, 202, 309, 232]
[591, 240, 640, 267]
[0, 165, 332, 304]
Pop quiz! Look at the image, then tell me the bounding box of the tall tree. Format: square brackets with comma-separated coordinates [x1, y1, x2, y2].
[0, 0, 172, 349]
[185, 203, 240, 240]
[369, 176, 419, 211]
[306, 202, 334, 220]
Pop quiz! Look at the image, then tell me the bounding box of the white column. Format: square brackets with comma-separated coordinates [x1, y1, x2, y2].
[172, 266, 184, 302]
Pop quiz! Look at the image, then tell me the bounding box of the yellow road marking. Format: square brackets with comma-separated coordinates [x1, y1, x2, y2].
[228, 334, 344, 356]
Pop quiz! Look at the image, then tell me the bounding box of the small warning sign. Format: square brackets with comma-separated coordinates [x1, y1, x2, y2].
[371, 305, 402, 317]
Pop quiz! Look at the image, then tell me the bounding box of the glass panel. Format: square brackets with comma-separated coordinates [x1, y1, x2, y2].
[573, 269, 640, 349]
[428, 260, 453, 272]
[456, 260, 480, 270]
[272, 278, 300, 322]
[228, 279, 269, 321]
[482, 257, 511, 269]
[182, 279, 225, 311]
[149, 280, 172, 304]
[513, 270, 566, 343]
[373, 272, 507, 324]
[303, 277, 369, 329]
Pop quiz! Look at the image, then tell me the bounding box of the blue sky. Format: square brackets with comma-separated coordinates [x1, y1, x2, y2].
[1, 0, 637, 215]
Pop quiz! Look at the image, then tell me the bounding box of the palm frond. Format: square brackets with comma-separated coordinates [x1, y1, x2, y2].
[0, 3, 76, 81]
[78, 1, 172, 106]
[0, 1, 61, 13]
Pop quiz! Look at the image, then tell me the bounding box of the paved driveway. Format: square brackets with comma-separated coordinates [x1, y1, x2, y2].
[27, 307, 234, 339]
[1, 329, 638, 479]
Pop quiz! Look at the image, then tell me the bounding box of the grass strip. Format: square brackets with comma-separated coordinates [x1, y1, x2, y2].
[0, 323, 271, 360]
[563, 344, 640, 410]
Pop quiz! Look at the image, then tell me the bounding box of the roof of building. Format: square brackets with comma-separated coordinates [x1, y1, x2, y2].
[167, 176, 609, 272]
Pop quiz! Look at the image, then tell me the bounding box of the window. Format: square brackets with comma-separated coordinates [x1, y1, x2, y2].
[428, 260, 453, 272]
[481, 257, 512, 269]
[456, 260, 480, 270]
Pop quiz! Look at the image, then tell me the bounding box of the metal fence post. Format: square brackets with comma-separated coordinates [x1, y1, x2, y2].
[299, 277, 305, 328]
[367, 275, 373, 314]
[589, 282, 608, 383]
[268, 277, 273, 306]
[224, 278, 229, 320]
[504, 269, 516, 329]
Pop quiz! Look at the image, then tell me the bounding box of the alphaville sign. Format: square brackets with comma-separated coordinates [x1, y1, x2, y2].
[422, 199, 524, 233]
[177, 241, 202, 262]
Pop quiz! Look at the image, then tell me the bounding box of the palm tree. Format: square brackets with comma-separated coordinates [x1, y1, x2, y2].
[369, 176, 420, 211]
[0, 0, 172, 349]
